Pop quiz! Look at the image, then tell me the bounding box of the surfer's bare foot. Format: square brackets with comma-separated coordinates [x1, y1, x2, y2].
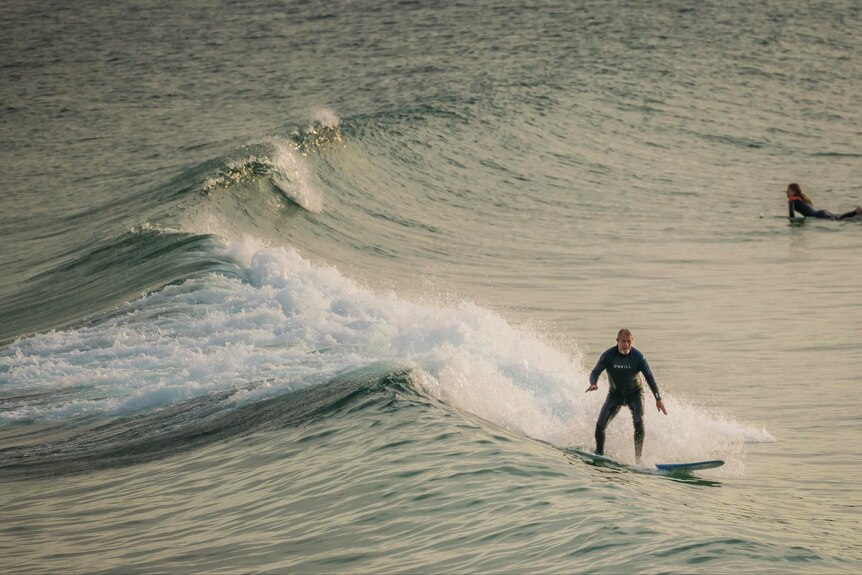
[856, 206, 862, 216]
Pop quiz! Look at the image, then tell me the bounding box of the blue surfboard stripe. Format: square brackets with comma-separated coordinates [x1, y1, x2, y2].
[655, 460, 725, 472]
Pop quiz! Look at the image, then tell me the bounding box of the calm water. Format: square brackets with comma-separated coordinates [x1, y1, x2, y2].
[2, 0, 861, 573]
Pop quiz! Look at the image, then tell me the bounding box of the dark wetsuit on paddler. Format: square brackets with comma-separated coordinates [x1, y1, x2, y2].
[786, 183, 861, 221]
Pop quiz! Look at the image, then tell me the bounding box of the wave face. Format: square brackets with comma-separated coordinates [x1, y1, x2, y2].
[2, 0, 861, 572]
[0, 239, 768, 457]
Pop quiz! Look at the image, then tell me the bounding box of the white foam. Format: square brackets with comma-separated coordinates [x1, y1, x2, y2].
[310, 107, 340, 128]
[0, 239, 768, 472]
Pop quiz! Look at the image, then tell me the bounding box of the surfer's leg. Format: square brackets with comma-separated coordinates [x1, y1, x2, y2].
[595, 395, 622, 455]
[836, 207, 862, 220]
[628, 393, 646, 462]
[813, 209, 838, 220]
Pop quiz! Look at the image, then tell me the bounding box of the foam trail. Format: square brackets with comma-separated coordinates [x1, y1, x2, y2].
[221, 242, 776, 469]
[0, 238, 768, 475]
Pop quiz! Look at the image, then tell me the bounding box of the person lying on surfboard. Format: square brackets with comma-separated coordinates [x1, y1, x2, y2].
[786, 183, 861, 220]
[586, 328, 667, 464]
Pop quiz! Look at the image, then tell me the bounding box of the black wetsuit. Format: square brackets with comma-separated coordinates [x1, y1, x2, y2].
[788, 198, 858, 220]
[589, 347, 661, 460]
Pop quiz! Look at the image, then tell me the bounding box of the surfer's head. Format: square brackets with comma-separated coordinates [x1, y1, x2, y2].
[787, 183, 812, 205]
[616, 329, 633, 355]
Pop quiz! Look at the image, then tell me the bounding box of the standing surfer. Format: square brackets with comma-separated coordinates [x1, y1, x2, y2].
[586, 329, 667, 463]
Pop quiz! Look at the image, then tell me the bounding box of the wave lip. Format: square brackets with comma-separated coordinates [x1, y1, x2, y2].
[0, 111, 346, 344]
[202, 136, 328, 215]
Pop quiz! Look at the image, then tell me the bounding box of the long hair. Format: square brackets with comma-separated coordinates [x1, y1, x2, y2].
[788, 183, 813, 206]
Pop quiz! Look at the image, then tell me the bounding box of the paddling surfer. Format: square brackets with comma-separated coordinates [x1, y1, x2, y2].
[786, 183, 862, 220]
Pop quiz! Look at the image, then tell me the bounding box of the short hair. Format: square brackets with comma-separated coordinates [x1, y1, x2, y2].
[616, 328, 633, 340]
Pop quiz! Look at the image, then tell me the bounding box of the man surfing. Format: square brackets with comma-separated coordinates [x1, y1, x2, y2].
[586, 328, 667, 463]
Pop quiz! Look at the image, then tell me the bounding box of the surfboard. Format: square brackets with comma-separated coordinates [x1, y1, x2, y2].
[566, 448, 724, 474]
[655, 460, 724, 472]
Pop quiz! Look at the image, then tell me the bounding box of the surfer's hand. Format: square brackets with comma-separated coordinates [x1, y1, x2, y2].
[585, 384, 598, 393]
[656, 399, 668, 415]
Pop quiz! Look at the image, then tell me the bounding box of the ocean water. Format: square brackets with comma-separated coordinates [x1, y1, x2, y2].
[1, 0, 861, 573]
